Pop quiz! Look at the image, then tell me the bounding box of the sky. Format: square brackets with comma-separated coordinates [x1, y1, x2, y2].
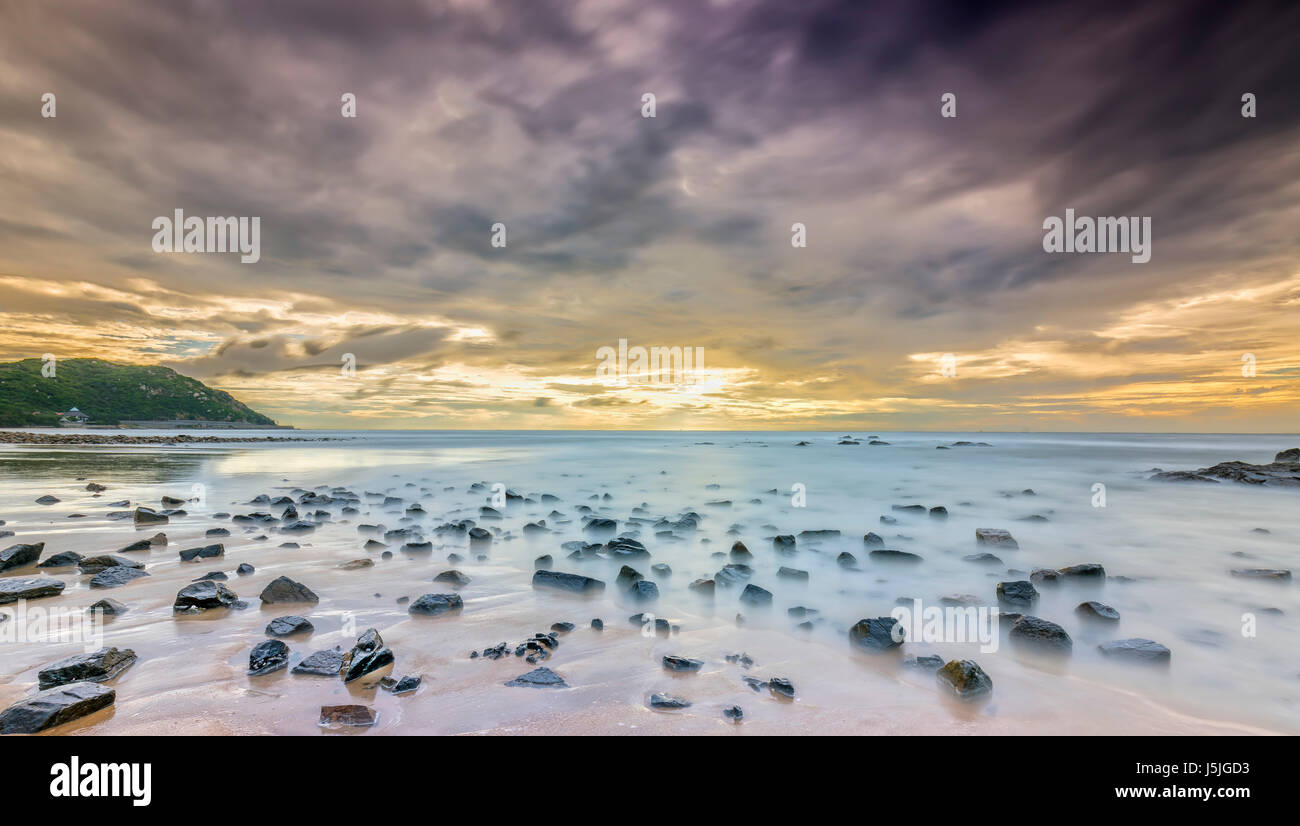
[1, 0, 1298, 431]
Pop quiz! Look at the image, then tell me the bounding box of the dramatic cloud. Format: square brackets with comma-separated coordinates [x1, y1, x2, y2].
[0, 0, 1297, 430]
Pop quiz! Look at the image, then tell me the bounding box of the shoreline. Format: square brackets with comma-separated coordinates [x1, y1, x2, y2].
[0, 431, 335, 445]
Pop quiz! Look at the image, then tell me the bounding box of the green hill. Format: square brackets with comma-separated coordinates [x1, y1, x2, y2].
[0, 358, 277, 427]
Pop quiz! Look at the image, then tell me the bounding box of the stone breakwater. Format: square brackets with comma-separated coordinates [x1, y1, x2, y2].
[0, 432, 333, 445]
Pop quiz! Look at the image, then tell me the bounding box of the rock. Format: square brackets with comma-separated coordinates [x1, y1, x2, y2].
[870, 549, 923, 563]
[0, 577, 66, 604]
[532, 570, 605, 593]
[616, 565, 644, 586]
[903, 654, 945, 670]
[266, 615, 314, 636]
[1059, 563, 1106, 580]
[584, 517, 617, 533]
[133, 507, 168, 525]
[1075, 601, 1120, 621]
[293, 647, 345, 676]
[118, 539, 151, 552]
[862, 532, 884, 547]
[35, 495, 60, 505]
[997, 580, 1039, 606]
[0, 542, 43, 572]
[689, 578, 716, 596]
[0, 682, 115, 733]
[663, 655, 704, 672]
[343, 629, 394, 682]
[339, 559, 373, 570]
[408, 593, 463, 616]
[319, 705, 376, 728]
[1231, 568, 1291, 581]
[715, 563, 753, 587]
[777, 566, 809, 581]
[773, 535, 796, 551]
[628, 579, 660, 602]
[236, 563, 255, 575]
[550, 621, 575, 633]
[1097, 638, 1171, 664]
[936, 659, 993, 699]
[849, 617, 904, 651]
[590, 618, 603, 630]
[963, 552, 1002, 564]
[929, 506, 948, 519]
[433, 569, 471, 588]
[651, 563, 672, 577]
[90, 566, 150, 588]
[382, 675, 421, 694]
[730, 540, 752, 560]
[172, 580, 242, 613]
[259, 576, 319, 604]
[1152, 450, 1300, 486]
[505, 667, 568, 688]
[1030, 568, 1061, 584]
[975, 528, 1018, 548]
[38, 550, 84, 568]
[87, 598, 128, 616]
[1008, 615, 1073, 652]
[723, 705, 743, 721]
[248, 639, 290, 675]
[38, 647, 137, 689]
[178, 544, 224, 562]
[192, 571, 227, 582]
[836, 552, 859, 569]
[534, 554, 553, 570]
[739, 584, 772, 606]
[78, 554, 144, 574]
[767, 677, 795, 699]
[648, 693, 691, 710]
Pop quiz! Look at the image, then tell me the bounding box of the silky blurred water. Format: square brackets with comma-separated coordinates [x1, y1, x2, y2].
[0, 430, 1295, 735]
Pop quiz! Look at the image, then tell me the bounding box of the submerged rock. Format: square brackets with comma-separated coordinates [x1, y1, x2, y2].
[739, 584, 772, 606]
[648, 693, 691, 710]
[1098, 638, 1171, 664]
[266, 615, 315, 636]
[408, 593, 464, 616]
[293, 647, 345, 676]
[1075, 601, 1120, 622]
[1230, 568, 1291, 581]
[532, 570, 605, 593]
[663, 655, 704, 672]
[975, 528, 1018, 548]
[1008, 615, 1072, 652]
[997, 580, 1039, 606]
[505, 667, 568, 688]
[319, 704, 376, 728]
[849, 617, 904, 651]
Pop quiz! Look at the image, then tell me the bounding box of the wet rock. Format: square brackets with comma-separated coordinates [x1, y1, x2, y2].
[767, 677, 795, 699]
[408, 593, 463, 616]
[79, 554, 144, 575]
[798, 529, 840, 540]
[663, 655, 704, 672]
[259, 576, 319, 604]
[689, 578, 716, 596]
[849, 617, 904, 651]
[903, 654, 945, 670]
[1075, 601, 1120, 622]
[836, 552, 859, 570]
[0, 682, 115, 733]
[505, 667, 568, 688]
[584, 517, 617, 533]
[936, 659, 993, 699]
[862, 532, 884, 547]
[236, 563, 255, 575]
[1098, 638, 1171, 664]
[433, 570, 471, 588]
[1009, 615, 1073, 652]
[292, 647, 345, 676]
[38, 550, 84, 568]
[975, 528, 1018, 548]
[648, 693, 691, 710]
[192, 570, 227, 582]
[730, 541, 752, 560]
[723, 705, 743, 721]
[249, 639, 290, 675]
[90, 566, 150, 588]
[532, 570, 605, 593]
[628, 579, 660, 602]
[1151, 449, 1300, 486]
[534, 554, 553, 570]
[382, 675, 421, 694]
[0, 542, 43, 572]
[178, 544, 224, 562]
[1230, 568, 1291, 581]
[319, 705, 376, 728]
[651, 563, 672, 577]
[0, 577, 66, 604]
[963, 552, 1002, 565]
[997, 580, 1039, 606]
[343, 629, 394, 682]
[1030, 568, 1061, 585]
[266, 615, 314, 636]
[742, 676, 766, 692]
[616, 565, 644, 586]
[134, 507, 168, 525]
[590, 618, 603, 630]
[773, 535, 796, 551]
[172, 580, 243, 613]
[715, 563, 753, 587]
[118, 539, 151, 552]
[35, 495, 60, 505]
[1059, 563, 1106, 581]
[87, 598, 127, 616]
[870, 549, 923, 564]
[929, 506, 948, 519]
[38, 647, 137, 689]
[777, 566, 809, 582]
[739, 584, 772, 606]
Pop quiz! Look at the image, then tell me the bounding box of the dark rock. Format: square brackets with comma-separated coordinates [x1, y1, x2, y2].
[178, 544, 224, 562]
[729, 540, 752, 560]
[532, 570, 605, 593]
[689, 578, 715, 596]
[172, 580, 242, 613]
[1009, 615, 1073, 652]
[997, 580, 1039, 606]
[319, 705, 376, 728]
[0, 542, 43, 572]
[648, 693, 690, 710]
[936, 659, 993, 698]
[773, 535, 796, 550]
[975, 528, 1018, 548]
[38, 551, 84, 568]
[590, 618, 603, 630]
[534, 554, 553, 570]
[343, 629, 394, 682]
[628, 579, 660, 602]
[963, 552, 1002, 564]
[715, 563, 753, 587]
[90, 566, 150, 588]
[259, 576, 319, 604]
[739, 584, 772, 606]
[0, 682, 115, 733]
[0, 577, 66, 604]
[663, 655, 703, 672]
[505, 667, 568, 688]
[1030, 568, 1061, 584]
[35, 495, 60, 505]
[777, 566, 809, 581]
[1097, 638, 1171, 664]
[903, 654, 945, 670]
[1075, 601, 1120, 622]
[836, 552, 859, 569]
[293, 647, 345, 676]
[236, 563, 255, 575]
[1231, 568, 1291, 581]
[1059, 563, 1106, 580]
[383, 675, 421, 694]
[87, 598, 127, 616]
[408, 593, 463, 616]
[133, 507, 168, 525]
[862, 532, 884, 547]
[870, 549, 923, 563]
[249, 639, 290, 675]
[38, 647, 137, 689]
[767, 677, 795, 699]
[849, 617, 904, 651]
[433, 569, 471, 588]
[616, 565, 644, 586]
[78, 554, 143, 574]
[723, 705, 743, 721]
[266, 615, 314, 636]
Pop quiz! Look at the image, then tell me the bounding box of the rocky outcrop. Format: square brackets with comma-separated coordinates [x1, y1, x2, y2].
[1151, 449, 1300, 486]
[0, 682, 115, 733]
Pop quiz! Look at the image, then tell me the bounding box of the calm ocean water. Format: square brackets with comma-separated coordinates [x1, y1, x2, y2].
[0, 430, 1295, 734]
